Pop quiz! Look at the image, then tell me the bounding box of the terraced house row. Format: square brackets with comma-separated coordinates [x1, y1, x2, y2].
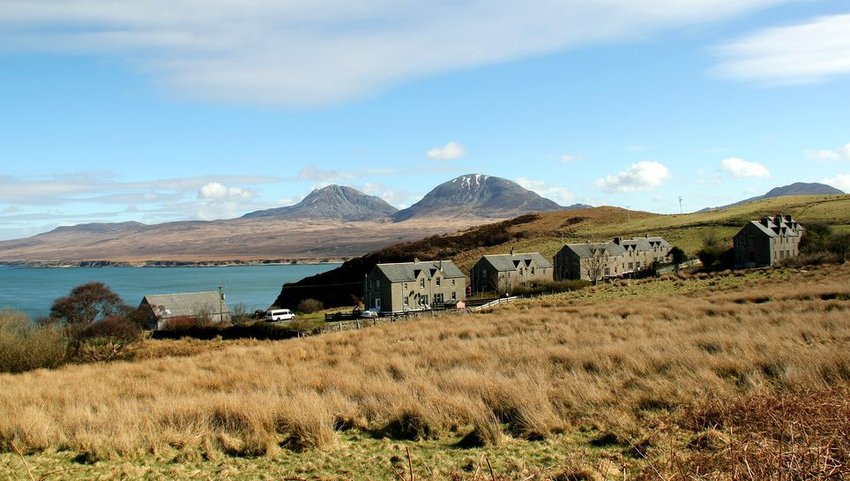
[553, 236, 673, 282]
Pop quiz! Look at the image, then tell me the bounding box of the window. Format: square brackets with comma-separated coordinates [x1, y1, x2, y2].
[452, 279, 456, 286]
[420, 278, 425, 289]
[604, 267, 610, 276]
[436, 277, 441, 286]
[531, 267, 535, 275]
[451, 292, 456, 300]
[375, 279, 380, 288]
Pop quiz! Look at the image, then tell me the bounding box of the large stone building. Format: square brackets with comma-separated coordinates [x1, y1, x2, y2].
[554, 236, 673, 282]
[554, 242, 627, 282]
[139, 291, 230, 330]
[733, 215, 804, 267]
[364, 260, 467, 313]
[470, 251, 553, 295]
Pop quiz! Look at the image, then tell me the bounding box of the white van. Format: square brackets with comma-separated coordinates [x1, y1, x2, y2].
[265, 308, 295, 321]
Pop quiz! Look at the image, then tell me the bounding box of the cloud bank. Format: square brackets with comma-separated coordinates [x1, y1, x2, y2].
[0, 0, 789, 106]
[714, 14, 850, 85]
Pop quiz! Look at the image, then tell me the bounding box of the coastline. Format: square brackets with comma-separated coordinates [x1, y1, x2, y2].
[0, 258, 347, 268]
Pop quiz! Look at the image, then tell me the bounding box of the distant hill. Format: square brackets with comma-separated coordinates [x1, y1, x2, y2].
[393, 174, 562, 222]
[762, 182, 844, 198]
[243, 185, 398, 221]
[703, 182, 844, 211]
[42, 221, 149, 236]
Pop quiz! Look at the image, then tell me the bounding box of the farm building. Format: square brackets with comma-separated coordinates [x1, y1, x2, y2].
[470, 251, 553, 295]
[138, 291, 230, 330]
[733, 215, 804, 267]
[364, 260, 467, 313]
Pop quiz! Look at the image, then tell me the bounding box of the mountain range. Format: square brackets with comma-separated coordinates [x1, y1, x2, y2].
[0, 176, 843, 264]
[0, 174, 582, 264]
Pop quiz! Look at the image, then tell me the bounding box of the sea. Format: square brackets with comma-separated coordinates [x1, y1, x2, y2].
[0, 263, 340, 320]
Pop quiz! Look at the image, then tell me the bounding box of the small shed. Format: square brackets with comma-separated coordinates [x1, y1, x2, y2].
[139, 291, 230, 330]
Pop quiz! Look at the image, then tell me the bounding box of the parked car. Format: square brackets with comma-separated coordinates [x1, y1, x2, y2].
[360, 309, 379, 319]
[265, 308, 295, 321]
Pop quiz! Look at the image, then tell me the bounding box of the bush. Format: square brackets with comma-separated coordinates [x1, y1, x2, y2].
[71, 316, 142, 363]
[0, 310, 67, 373]
[297, 298, 324, 314]
[511, 279, 591, 297]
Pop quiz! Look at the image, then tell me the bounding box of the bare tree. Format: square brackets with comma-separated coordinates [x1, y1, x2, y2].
[584, 247, 605, 285]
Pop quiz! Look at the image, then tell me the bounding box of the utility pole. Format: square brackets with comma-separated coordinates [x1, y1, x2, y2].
[678, 196, 683, 215]
[218, 286, 225, 322]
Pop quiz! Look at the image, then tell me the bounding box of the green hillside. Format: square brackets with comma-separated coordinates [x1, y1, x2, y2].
[452, 194, 850, 271]
[275, 194, 850, 309]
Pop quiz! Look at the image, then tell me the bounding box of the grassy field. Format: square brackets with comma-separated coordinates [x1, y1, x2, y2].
[1, 263, 849, 480]
[450, 194, 850, 271]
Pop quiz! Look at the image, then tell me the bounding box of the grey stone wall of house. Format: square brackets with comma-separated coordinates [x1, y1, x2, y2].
[364, 260, 467, 313]
[471, 252, 554, 295]
[734, 215, 803, 268]
[554, 236, 673, 282]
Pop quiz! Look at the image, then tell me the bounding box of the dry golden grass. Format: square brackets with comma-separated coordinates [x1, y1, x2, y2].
[0, 264, 849, 479]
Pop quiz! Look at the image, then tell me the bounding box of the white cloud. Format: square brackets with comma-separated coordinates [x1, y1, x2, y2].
[822, 174, 850, 193]
[805, 143, 850, 162]
[515, 177, 576, 205]
[197, 182, 253, 200]
[0, 0, 790, 106]
[720, 157, 770, 178]
[714, 14, 850, 85]
[561, 153, 582, 163]
[426, 141, 466, 161]
[595, 161, 671, 193]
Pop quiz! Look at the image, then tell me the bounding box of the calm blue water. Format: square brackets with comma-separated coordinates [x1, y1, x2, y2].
[0, 264, 340, 320]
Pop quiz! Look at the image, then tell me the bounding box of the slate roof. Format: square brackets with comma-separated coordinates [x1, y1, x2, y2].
[141, 291, 230, 320]
[745, 217, 803, 238]
[618, 238, 653, 251]
[479, 252, 553, 271]
[563, 242, 626, 258]
[374, 260, 465, 282]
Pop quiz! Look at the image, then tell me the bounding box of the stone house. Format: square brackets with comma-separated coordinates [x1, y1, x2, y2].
[470, 251, 554, 295]
[614, 236, 673, 274]
[733, 215, 804, 267]
[554, 236, 673, 282]
[139, 291, 230, 330]
[554, 242, 627, 282]
[364, 260, 467, 313]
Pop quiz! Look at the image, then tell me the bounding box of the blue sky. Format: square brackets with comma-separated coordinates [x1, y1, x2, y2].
[1, 0, 850, 240]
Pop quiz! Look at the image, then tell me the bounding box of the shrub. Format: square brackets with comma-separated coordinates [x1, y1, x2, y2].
[0, 309, 67, 373]
[511, 279, 590, 297]
[297, 298, 324, 314]
[72, 315, 142, 363]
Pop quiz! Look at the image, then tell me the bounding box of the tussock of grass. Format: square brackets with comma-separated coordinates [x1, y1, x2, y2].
[0, 310, 67, 373]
